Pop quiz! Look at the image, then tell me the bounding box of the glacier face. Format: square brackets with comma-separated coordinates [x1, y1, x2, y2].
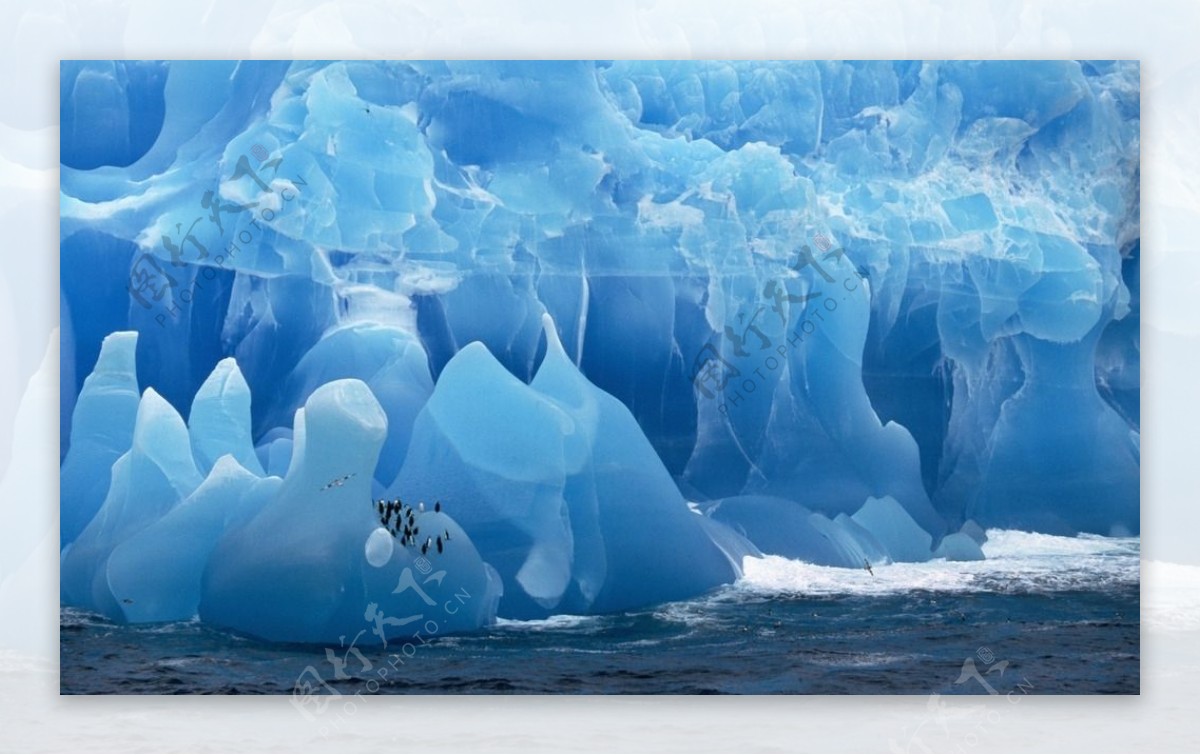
[59, 60, 1139, 641]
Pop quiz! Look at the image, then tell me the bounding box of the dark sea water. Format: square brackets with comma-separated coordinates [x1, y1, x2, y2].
[60, 531, 1139, 695]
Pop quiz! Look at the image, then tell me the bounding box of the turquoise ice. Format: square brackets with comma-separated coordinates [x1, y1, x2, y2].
[58, 60, 1140, 635]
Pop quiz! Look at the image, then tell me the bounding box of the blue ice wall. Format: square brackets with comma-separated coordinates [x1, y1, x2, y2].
[59, 60, 1140, 632]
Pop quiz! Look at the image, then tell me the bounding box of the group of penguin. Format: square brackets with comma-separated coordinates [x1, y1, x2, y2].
[375, 498, 451, 556]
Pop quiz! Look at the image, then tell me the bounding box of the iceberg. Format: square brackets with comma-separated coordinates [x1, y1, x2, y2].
[199, 379, 501, 644]
[104, 455, 278, 622]
[704, 495, 890, 568]
[59, 331, 141, 546]
[58, 60, 1139, 635]
[934, 532, 986, 562]
[265, 322, 434, 489]
[389, 316, 744, 618]
[188, 357, 264, 477]
[850, 496, 934, 563]
[254, 428, 294, 478]
[60, 386, 203, 614]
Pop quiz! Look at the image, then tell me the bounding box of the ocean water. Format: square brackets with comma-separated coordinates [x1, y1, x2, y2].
[60, 531, 1139, 695]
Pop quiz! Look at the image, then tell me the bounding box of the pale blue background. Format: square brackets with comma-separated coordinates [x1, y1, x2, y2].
[1, 0, 1196, 751]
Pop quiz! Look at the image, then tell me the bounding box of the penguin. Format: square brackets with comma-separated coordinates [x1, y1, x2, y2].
[434, 501, 441, 513]
[436, 536, 443, 554]
[443, 529, 451, 541]
[377, 500, 384, 515]
[419, 502, 426, 513]
[412, 526, 419, 537]
[421, 538, 430, 555]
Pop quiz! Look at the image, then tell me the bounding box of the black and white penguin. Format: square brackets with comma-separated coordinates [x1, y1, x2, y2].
[434, 501, 441, 513]
[436, 536, 443, 554]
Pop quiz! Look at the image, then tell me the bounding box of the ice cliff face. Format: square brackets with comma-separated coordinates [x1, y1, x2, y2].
[59, 60, 1139, 639]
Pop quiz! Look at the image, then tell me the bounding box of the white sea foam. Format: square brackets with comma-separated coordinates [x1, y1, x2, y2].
[733, 530, 1141, 598]
[493, 614, 602, 632]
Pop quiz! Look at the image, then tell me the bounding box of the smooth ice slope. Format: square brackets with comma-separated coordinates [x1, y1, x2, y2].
[851, 496, 934, 563]
[60, 387, 204, 615]
[189, 358, 264, 477]
[391, 316, 744, 618]
[704, 495, 892, 568]
[529, 315, 748, 614]
[60, 331, 141, 546]
[265, 323, 434, 489]
[200, 379, 501, 643]
[104, 456, 279, 622]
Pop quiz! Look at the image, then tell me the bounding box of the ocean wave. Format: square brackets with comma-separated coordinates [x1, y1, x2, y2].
[493, 614, 603, 632]
[732, 530, 1140, 599]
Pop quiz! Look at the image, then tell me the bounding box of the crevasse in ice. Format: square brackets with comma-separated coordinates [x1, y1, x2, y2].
[59, 61, 1139, 639]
